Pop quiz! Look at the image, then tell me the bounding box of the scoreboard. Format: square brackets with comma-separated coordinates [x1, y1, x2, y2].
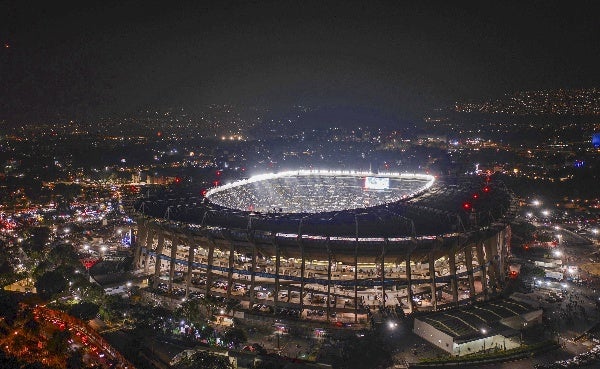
[364, 176, 389, 190]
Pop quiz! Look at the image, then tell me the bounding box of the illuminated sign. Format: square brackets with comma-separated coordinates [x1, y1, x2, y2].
[364, 176, 389, 190]
[593, 133, 600, 148]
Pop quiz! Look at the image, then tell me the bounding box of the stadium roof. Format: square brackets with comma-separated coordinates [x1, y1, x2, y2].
[133, 176, 513, 239]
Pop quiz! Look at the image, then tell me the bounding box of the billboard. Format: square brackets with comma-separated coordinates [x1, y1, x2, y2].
[593, 133, 600, 148]
[364, 176, 390, 190]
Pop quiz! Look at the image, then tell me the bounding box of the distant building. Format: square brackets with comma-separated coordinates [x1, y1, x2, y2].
[416, 134, 447, 145]
[413, 298, 542, 356]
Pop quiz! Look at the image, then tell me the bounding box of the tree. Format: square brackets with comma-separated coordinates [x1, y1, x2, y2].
[66, 349, 84, 369]
[47, 243, 79, 269]
[176, 299, 206, 327]
[334, 331, 393, 369]
[47, 330, 71, 355]
[35, 270, 67, 299]
[22, 317, 41, 339]
[80, 284, 105, 305]
[0, 290, 20, 326]
[172, 350, 233, 369]
[69, 302, 99, 321]
[222, 327, 247, 347]
[100, 294, 128, 322]
[24, 227, 51, 254]
[197, 294, 227, 318]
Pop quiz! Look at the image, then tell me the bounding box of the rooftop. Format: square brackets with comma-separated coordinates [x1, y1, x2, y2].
[417, 299, 538, 340]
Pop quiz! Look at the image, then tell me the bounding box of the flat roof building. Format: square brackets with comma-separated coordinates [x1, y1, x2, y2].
[414, 298, 542, 356]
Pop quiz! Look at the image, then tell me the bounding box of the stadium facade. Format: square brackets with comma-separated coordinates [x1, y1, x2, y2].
[130, 170, 516, 323]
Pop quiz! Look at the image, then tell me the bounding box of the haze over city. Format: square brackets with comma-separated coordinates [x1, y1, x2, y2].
[2, 1, 599, 121]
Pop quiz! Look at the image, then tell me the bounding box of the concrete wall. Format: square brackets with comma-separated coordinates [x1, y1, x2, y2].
[453, 334, 520, 356]
[413, 318, 455, 354]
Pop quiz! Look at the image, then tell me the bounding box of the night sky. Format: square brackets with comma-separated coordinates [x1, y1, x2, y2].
[1, 1, 599, 121]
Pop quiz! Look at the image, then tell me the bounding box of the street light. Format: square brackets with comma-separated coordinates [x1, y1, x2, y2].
[481, 328, 487, 352]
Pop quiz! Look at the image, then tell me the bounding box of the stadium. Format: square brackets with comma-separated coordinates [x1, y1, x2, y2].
[131, 170, 516, 323]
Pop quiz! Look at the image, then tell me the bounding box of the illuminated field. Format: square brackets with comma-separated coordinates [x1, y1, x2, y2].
[206, 170, 435, 214]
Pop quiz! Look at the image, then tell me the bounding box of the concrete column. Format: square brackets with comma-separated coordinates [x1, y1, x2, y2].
[484, 237, 497, 292]
[226, 242, 235, 299]
[449, 251, 459, 304]
[185, 241, 196, 298]
[300, 243, 305, 312]
[381, 242, 386, 309]
[134, 223, 147, 268]
[205, 241, 215, 297]
[429, 252, 437, 311]
[475, 243, 488, 299]
[168, 237, 177, 292]
[249, 243, 258, 308]
[354, 244, 359, 323]
[464, 245, 476, 298]
[406, 256, 414, 313]
[143, 228, 155, 274]
[498, 230, 508, 285]
[153, 232, 165, 287]
[326, 250, 332, 322]
[274, 241, 280, 312]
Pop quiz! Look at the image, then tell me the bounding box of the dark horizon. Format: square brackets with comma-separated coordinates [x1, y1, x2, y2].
[1, 1, 599, 122]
